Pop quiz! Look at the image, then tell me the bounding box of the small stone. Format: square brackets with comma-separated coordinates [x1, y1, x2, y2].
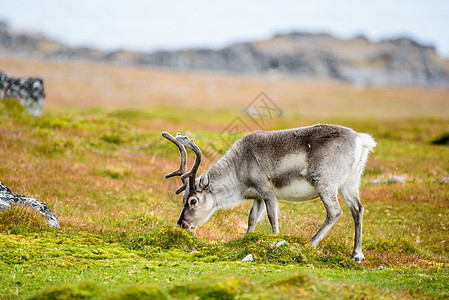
[275, 240, 288, 248]
[368, 180, 382, 185]
[441, 177, 449, 184]
[368, 176, 406, 185]
[386, 176, 406, 184]
[241, 254, 254, 263]
[377, 265, 386, 270]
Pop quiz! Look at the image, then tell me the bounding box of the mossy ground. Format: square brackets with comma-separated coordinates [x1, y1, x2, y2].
[0, 59, 448, 299]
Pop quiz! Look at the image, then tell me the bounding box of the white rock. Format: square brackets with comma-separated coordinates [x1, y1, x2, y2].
[386, 176, 406, 184]
[275, 240, 288, 248]
[368, 176, 406, 185]
[0, 181, 59, 228]
[241, 254, 254, 263]
[0, 198, 11, 210]
[368, 180, 382, 185]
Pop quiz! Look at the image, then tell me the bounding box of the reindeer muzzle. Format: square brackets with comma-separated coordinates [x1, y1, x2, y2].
[176, 220, 196, 232]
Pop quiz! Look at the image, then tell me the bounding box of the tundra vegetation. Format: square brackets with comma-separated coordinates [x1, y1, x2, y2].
[0, 57, 448, 299]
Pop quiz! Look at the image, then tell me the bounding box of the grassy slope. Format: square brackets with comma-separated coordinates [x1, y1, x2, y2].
[1, 57, 449, 299]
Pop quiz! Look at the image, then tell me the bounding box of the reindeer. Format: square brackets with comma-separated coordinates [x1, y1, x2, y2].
[162, 124, 376, 261]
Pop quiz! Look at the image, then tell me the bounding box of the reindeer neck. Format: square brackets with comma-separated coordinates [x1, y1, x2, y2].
[207, 152, 243, 209]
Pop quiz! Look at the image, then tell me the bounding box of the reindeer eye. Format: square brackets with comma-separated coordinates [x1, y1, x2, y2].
[189, 197, 198, 206]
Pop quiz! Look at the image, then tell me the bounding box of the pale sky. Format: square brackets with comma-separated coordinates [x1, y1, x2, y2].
[1, 0, 448, 57]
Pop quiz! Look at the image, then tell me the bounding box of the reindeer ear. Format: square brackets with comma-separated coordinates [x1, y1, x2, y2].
[199, 173, 209, 189]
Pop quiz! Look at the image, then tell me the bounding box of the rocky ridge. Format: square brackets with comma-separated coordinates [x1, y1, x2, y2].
[1, 21, 448, 88]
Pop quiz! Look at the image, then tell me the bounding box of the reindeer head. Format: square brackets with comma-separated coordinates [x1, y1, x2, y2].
[162, 132, 216, 232]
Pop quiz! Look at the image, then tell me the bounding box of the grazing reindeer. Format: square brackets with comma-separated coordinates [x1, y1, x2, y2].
[162, 124, 376, 261]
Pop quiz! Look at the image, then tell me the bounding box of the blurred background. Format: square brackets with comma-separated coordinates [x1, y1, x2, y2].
[0, 0, 448, 118]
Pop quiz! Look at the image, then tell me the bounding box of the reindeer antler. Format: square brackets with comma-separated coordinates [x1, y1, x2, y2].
[162, 131, 188, 194]
[175, 134, 202, 195]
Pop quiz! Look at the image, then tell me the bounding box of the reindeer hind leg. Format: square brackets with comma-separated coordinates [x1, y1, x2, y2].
[309, 187, 342, 247]
[339, 184, 365, 262]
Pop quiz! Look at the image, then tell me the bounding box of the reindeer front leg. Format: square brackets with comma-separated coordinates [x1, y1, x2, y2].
[246, 199, 266, 234]
[261, 190, 279, 234]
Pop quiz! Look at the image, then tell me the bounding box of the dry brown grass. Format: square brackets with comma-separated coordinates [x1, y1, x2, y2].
[1, 55, 448, 120]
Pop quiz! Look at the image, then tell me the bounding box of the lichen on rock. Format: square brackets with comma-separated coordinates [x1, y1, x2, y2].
[0, 181, 59, 228]
[0, 70, 46, 117]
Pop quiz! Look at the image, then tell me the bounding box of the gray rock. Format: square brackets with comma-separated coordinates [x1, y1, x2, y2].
[377, 265, 386, 270]
[368, 179, 383, 185]
[386, 176, 406, 184]
[0, 198, 10, 210]
[368, 176, 406, 185]
[241, 254, 254, 263]
[0, 181, 59, 228]
[124, 34, 449, 88]
[0, 70, 46, 117]
[275, 240, 288, 248]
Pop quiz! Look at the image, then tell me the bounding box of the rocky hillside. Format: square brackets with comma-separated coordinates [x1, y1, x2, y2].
[1, 21, 448, 87]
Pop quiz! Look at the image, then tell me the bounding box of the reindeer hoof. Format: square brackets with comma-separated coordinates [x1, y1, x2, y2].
[308, 238, 320, 248]
[351, 252, 365, 263]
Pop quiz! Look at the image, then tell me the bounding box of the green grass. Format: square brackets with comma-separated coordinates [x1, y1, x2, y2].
[1, 226, 447, 299]
[1, 99, 448, 299]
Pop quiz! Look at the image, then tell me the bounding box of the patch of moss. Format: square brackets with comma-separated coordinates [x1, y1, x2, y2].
[109, 285, 168, 300]
[30, 282, 102, 300]
[108, 109, 153, 121]
[133, 213, 165, 229]
[1, 247, 33, 264]
[36, 116, 73, 129]
[0, 98, 31, 120]
[94, 165, 133, 179]
[314, 254, 362, 269]
[0, 231, 138, 265]
[269, 273, 310, 287]
[101, 133, 125, 145]
[366, 238, 419, 254]
[127, 227, 203, 252]
[169, 277, 243, 300]
[221, 233, 309, 264]
[206, 278, 243, 300]
[268, 244, 307, 265]
[35, 139, 76, 158]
